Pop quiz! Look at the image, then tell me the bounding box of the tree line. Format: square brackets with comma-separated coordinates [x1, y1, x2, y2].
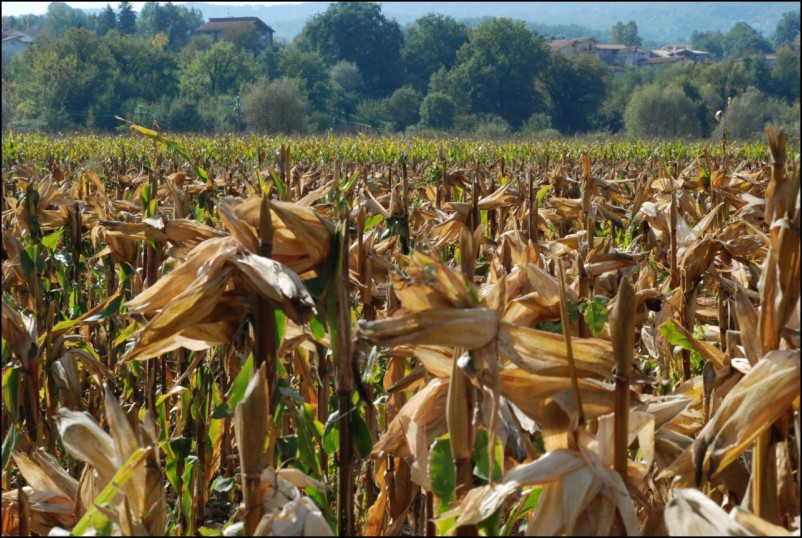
[2, 2, 799, 140]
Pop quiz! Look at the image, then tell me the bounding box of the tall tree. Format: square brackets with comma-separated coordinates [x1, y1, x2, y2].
[402, 14, 468, 93]
[770, 45, 801, 103]
[97, 4, 116, 36]
[724, 21, 772, 58]
[179, 41, 257, 98]
[14, 27, 116, 129]
[690, 30, 724, 58]
[278, 45, 333, 114]
[438, 18, 548, 128]
[541, 54, 611, 133]
[771, 11, 800, 50]
[42, 3, 89, 38]
[117, 1, 137, 35]
[103, 30, 179, 105]
[611, 20, 641, 47]
[298, 2, 404, 99]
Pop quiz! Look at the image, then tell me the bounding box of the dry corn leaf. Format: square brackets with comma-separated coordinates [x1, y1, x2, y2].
[693, 350, 799, 483]
[497, 321, 614, 378]
[232, 252, 317, 324]
[357, 308, 498, 349]
[664, 488, 750, 536]
[56, 408, 117, 487]
[125, 267, 233, 361]
[11, 450, 78, 501]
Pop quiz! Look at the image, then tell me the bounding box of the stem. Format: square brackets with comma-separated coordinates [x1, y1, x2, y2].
[669, 189, 678, 290]
[557, 258, 585, 427]
[612, 277, 635, 482]
[256, 195, 277, 416]
[329, 216, 354, 536]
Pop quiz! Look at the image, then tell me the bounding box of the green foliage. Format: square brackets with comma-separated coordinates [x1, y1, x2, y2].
[718, 86, 800, 141]
[581, 295, 611, 336]
[772, 11, 800, 49]
[611, 20, 642, 47]
[429, 435, 456, 510]
[300, 2, 404, 99]
[440, 18, 548, 129]
[419, 92, 456, 130]
[278, 46, 333, 113]
[624, 83, 702, 138]
[472, 113, 512, 139]
[98, 5, 117, 36]
[179, 41, 258, 99]
[691, 30, 725, 59]
[402, 14, 468, 93]
[116, 1, 137, 36]
[136, 1, 204, 51]
[383, 86, 422, 131]
[724, 21, 772, 58]
[242, 77, 309, 134]
[542, 54, 612, 134]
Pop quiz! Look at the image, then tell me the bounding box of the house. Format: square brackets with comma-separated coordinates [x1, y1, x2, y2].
[548, 37, 598, 59]
[1, 31, 33, 61]
[597, 44, 650, 66]
[195, 17, 275, 48]
[653, 45, 711, 63]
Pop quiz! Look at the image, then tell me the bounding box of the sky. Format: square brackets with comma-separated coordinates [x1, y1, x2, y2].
[1, 1, 303, 17]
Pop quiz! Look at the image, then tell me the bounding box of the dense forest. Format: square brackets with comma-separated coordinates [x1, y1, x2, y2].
[1, 2, 800, 140]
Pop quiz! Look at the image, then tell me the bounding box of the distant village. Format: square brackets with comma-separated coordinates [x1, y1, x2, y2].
[2, 16, 776, 70]
[547, 36, 776, 72]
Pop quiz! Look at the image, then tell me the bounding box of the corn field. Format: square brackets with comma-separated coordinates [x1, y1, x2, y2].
[1, 125, 799, 536]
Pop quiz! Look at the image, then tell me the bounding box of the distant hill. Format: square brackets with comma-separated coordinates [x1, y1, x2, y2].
[180, 2, 798, 43]
[60, 2, 802, 44]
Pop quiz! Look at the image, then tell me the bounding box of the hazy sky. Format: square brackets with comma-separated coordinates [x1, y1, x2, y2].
[1, 1, 303, 17]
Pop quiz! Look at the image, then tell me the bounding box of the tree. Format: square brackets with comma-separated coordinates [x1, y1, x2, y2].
[137, 2, 203, 51]
[330, 60, 363, 123]
[223, 26, 263, 55]
[278, 45, 333, 114]
[419, 92, 455, 130]
[724, 22, 772, 58]
[611, 20, 642, 47]
[242, 76, 308, 134]
[624, 84, 702, 138]
[770, 46, 801, 103]
[402, 14, 468, 93]
[720, 86, 770, 139]
[103, 30, 179, 105]
[440, 18, 548, 128]
[690, 30, 724, 58]
[14, 27, 116, 130]
[98, 4, 116, 36]
[772, 11, 800, 50]
[117, 1, 137, 35]
[298, 2, 404, 99]
[42, 3, 89, 38]
[179, 41, 258, 99]
[540, 54, 611, 134]
[384, 86, 422, 131]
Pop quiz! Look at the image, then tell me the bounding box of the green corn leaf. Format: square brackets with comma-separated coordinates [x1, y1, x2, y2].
[70, 447, 152, 536]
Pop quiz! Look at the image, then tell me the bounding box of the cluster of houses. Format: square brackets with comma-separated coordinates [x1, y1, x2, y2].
[547, 36, 713, 72]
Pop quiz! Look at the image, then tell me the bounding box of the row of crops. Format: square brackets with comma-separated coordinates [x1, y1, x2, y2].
[1, 126, 799, 536]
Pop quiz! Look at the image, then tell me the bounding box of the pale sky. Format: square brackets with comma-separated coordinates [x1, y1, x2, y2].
[1, 1, 304, 17]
